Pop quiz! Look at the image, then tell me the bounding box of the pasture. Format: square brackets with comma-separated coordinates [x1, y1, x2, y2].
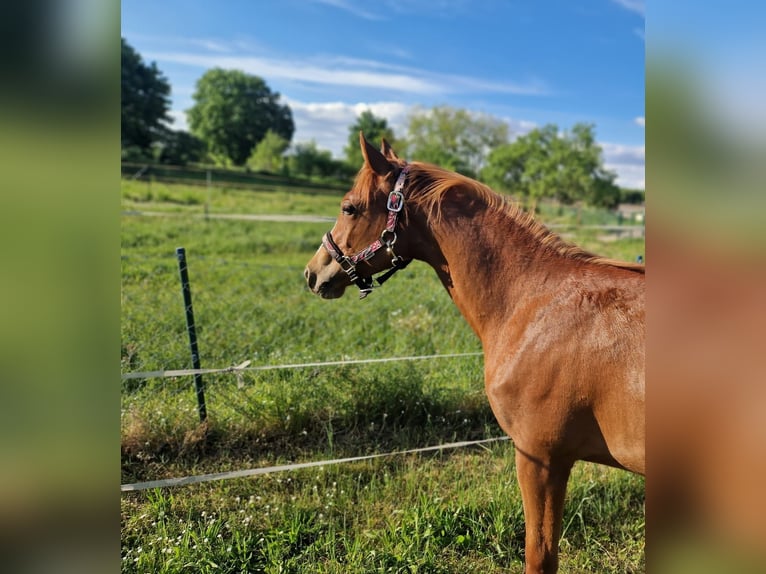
[121, 178, 645, 573]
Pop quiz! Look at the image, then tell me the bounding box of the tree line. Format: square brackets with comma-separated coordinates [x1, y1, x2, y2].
[122, 38, 636, 209]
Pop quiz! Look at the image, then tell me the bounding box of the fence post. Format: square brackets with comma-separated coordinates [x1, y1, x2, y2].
[205, 170, 211, 220]
[175, 247, 207, 422]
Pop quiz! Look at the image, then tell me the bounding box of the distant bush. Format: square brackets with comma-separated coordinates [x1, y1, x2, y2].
[620, 188, 645, 204]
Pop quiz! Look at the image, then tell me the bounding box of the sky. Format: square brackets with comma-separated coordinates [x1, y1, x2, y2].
[122, 0, 645, 189]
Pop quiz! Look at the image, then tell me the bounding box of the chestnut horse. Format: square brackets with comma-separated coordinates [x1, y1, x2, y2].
[304, 134, 645, 573]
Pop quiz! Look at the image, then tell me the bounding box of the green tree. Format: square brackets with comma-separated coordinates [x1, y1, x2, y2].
[289, 141, 352, 179]
[187, 68, 294, 166]
[247, 129, 290, 173]
[121, 37, 171, 154]
[344, 110, 399, 168]
[482, 123, 620, 211]
[156, 130, 207, 166]
[406, 105, 509, 177]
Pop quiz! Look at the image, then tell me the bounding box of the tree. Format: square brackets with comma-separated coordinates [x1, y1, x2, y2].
[344, 110, 399, 168]
[187, 68, 294, 166]
[247, 129, 290, 173]
[288, 141, 353, 179]
[289, 141, 333, 178]
[481, 123, 620, 211]
[406, 105, 509, 177]
[121, 38, 172, 153]
[156, 130, 207, 165]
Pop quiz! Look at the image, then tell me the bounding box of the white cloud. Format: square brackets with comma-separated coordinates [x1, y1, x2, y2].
[634, 116, 645, 127]
[601, 142, 645, 189]
[145, 50, 548, 97]
[167, 109, 189, 131]
[506, 118, 538, 138]
[611, 0, 645, 16]
[312, 0, 472, 20]
[189, 39, 232, 53]
[311, 0, 384, 20]
[285, 99, 412, 157]
[147, 52, 438, 94]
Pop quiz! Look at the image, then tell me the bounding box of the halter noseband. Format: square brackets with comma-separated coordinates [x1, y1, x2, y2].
[321, 164, 412, 299]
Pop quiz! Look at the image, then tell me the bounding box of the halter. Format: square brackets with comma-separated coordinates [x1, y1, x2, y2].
[321, 164, 412, 299]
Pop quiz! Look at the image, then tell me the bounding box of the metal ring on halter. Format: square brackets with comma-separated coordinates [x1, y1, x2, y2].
[381, 229, 397, 247]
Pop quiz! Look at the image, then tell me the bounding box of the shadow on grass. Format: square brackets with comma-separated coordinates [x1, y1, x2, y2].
[121, 365, 502, 483]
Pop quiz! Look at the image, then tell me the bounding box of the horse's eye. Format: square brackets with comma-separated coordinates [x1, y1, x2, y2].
[342, 204, 357, 216]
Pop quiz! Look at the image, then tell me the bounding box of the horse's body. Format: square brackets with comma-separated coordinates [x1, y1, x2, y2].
[304, 135, 645, 573]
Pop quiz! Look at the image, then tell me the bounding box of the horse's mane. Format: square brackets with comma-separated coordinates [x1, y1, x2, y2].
[354, 161, 644, 273]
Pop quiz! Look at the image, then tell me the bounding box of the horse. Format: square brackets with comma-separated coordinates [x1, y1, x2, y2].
[304, 133, 645, 573]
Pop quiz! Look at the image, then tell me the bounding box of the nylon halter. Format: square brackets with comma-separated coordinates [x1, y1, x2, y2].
[321, 164, 412, 299]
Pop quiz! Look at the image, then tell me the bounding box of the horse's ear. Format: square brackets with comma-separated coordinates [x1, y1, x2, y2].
[359, 131, 393, 176]
[380, 138, 400, 161]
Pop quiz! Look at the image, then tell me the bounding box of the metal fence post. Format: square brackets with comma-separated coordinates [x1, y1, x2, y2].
[176, 247, 207, 422]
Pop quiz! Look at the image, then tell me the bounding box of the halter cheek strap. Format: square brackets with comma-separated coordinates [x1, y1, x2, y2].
[321, 165, 412, 298]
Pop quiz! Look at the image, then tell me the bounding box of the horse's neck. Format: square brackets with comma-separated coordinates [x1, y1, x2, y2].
[423, 207, 555, 340]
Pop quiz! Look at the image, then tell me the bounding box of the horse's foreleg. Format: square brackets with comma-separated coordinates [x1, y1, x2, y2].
[515, 449, 572, 574]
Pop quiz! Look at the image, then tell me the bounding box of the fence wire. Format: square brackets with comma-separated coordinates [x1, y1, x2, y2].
[121, 217, 484, 425]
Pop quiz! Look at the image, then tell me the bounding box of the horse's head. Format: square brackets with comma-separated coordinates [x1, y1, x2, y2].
[304, 133, 413, 299]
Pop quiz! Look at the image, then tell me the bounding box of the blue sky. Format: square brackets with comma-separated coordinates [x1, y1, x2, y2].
[122, 0, 645, 188]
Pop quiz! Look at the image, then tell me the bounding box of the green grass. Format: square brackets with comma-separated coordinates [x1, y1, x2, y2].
[121, 179, 645, 573]
[122, 179, 342, 216]
[121, 450, 644, 574]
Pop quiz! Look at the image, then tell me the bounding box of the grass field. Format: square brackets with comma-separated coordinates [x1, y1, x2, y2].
[121, 178, 645, 573]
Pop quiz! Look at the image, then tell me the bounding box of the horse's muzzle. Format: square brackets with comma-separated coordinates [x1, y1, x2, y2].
[304, 264, 347, 299]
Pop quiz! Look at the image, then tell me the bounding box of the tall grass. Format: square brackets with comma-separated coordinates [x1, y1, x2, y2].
[121, 179, 645, 573]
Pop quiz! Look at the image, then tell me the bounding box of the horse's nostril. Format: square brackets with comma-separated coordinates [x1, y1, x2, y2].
[305, 268, 317, 290]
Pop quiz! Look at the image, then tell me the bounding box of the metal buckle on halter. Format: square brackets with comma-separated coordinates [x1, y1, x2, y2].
[357, 278, 374, 299]
[338, 257, 358, 281]
[387, 190, 404, 212]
